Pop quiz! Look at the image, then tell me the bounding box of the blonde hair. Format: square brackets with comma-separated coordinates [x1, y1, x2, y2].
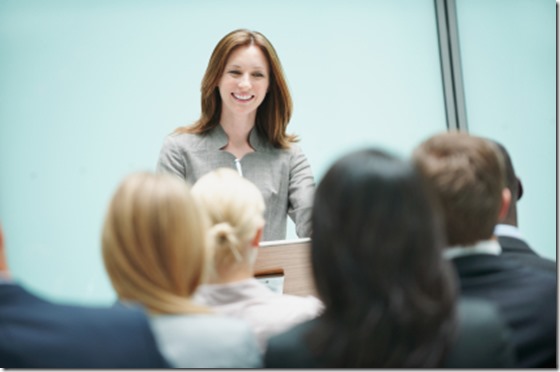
[102, 172, 209, 314]
[191, 168, 265, 275]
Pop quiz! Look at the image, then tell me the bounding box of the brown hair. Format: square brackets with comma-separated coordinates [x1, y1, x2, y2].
[412, 131, 506, 246]
[176, 29, 297, 149]
[102, 172, 209, 314]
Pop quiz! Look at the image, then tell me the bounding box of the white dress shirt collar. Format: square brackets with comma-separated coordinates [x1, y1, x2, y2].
[493, 224, 524, 240]
[443, 239, 502, 260]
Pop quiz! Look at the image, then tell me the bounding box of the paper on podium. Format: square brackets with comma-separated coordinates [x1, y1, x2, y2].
[256, 274, 285, 294]
[255, 267, 285, 294]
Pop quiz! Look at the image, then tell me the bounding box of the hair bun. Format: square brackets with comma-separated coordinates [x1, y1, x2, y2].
[209, 222, 242, 262]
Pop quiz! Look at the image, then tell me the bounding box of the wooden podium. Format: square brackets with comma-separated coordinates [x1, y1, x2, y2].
[254, 238, 316, 297]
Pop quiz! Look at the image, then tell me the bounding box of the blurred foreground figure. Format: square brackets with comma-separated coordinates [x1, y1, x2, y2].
[0, 224, 169, 368]
[102, 172, 262, 368]
[413, 132, 556, 368]
[265, 148, 516, 368]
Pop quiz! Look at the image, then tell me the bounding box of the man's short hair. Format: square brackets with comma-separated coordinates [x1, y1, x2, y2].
[412, 131, 506, 246]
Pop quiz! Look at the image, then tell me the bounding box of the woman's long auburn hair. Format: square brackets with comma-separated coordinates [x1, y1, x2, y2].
[175, 29, 297, 149]
[308, 149, 458, 368]
[102, 172, 209, 314]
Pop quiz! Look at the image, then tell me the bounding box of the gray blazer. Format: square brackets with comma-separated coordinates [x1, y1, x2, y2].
[156, 125, 315, 241]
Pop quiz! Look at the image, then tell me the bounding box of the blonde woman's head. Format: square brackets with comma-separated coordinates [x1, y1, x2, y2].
[191, 168, 265, 277]
[102, 172, 208, 314]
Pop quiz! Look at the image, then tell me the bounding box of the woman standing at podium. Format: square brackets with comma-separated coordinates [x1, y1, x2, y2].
[157, 29, 314, 241]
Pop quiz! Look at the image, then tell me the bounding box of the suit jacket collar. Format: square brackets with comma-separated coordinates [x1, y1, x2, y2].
[451, 253, 522, 279]
[497, 235, 539, 257]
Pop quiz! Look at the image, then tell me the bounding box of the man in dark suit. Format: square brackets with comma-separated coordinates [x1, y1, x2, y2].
[491, 140, 556, 272]
[0, 224, 169, 368]
[413, 132, 557, 368]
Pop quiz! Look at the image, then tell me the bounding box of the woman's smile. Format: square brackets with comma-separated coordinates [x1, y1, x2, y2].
[232, 93, 255, 102]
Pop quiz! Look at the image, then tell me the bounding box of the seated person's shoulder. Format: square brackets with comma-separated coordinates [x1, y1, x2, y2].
[457, 297, 506, 329]
[265, 318, 318, 368]
[151, 313, 256, 343]
[19, 298, 150, 330]
[150, 313, 262, 368]
[242, 293, 323, 324]
[273, 293, 323, 311]
[444, 298, 516, 368]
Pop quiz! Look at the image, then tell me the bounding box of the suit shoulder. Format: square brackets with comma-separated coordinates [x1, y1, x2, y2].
[265, 319, 317, 367]
[444, 298, 516, 368]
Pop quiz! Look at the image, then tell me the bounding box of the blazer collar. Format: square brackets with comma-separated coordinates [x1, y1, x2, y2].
[497, 235, 538, 256]
[207, 124, 267, 152]
[451, 253, 522, 278]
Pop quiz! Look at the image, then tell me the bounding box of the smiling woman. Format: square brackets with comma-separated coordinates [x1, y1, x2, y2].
[218, 45, 270, 121]
[156, 29, 315, 242]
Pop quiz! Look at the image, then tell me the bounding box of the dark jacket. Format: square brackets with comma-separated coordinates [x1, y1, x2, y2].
[265, 298, 516, 368]
[0, 283, 169, 368]
[452, 254, 557, 368]
[498, 235, 556, 272]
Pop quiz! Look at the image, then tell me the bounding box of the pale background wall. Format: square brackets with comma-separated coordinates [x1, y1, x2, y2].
[0, 0, 555, 305]
[455, 0, 556, 261]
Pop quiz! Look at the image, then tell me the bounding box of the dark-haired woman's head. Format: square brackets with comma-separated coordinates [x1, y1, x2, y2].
[309, 148, 457, 367]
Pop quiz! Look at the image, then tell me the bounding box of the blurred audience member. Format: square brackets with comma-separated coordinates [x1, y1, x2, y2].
[265, 149, 515, 368]
[413, 132, 556, 368]
[0, 223, 169, 368]
[192, 168, 323, 351]
[102, 172, 261, 368]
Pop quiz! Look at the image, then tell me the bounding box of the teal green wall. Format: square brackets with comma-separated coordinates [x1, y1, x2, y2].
[0, 0, 554, 305]
[456, 0, 556, 260]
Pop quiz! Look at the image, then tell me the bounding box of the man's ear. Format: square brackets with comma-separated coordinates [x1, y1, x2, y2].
[251, 227, 263, 248]
[0, 223, 9, 274]
[498, 188, 512, 221]
[0, 223, 4, 252]
[517, 177, 524, 200]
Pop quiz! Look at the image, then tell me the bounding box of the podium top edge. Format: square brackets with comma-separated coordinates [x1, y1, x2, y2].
[259, 237, 311, 247]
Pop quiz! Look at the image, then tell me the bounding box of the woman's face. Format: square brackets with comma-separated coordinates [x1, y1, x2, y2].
[217, 45, 270, 120]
